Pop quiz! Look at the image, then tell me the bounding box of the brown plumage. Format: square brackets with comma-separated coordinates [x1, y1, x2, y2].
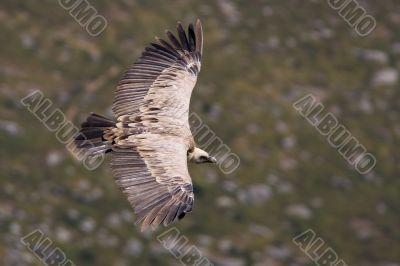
[74, 20, 216, 231]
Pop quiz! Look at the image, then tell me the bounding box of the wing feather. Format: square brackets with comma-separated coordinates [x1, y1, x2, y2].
[111, 136, 194, 231]
[166, 30, 183, 51]
[195, 19, 203, 54]
[110, 20, 203, 231]
[112, 20, 203, 118]
[177, 22, 190, 51]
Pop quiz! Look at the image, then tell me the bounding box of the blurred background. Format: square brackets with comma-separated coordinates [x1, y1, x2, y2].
[1, 0, 399, 265]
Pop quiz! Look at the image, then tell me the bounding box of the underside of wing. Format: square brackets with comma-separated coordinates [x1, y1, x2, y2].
[112, 20, 203, 119]
[111, 135, 194, 231]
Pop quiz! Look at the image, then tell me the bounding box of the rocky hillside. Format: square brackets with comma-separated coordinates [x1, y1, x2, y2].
[0, 0, 399, 265]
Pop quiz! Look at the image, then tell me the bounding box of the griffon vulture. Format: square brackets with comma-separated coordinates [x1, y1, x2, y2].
[74, 19, 216, 231]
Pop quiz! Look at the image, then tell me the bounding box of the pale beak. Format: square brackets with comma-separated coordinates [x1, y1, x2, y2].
[208, 156, 217, 163]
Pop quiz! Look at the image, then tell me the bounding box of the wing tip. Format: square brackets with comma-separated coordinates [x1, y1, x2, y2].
[195, 18, 203, 55]
[135, 189, 194, 232]
[160, 19, 203, 55]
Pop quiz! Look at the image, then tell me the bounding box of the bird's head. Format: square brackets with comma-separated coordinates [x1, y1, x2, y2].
[188, 147, 217, 164]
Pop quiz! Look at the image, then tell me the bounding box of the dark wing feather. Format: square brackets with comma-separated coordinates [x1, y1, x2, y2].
[195, 19, 203, 54]
[177, 22, 190, 51]
[188, 24, 196, 51]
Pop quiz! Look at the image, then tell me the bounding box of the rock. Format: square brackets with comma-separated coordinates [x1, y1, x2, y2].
[205, 169, 218, 183]
[262, 5, 274, 16]
[359, 96, 373, 113]
[282, 136, 296, 149]
[350, 218, 376, 240]
[9, 222, 21, 235]
[280, 157, 298, 170]
[20, 33, 34, 49]
[67, 208, 80, 221]
[372, 68, 398, 86]
[246, 123, 261, 135]
[286, 204, 312, 220]
[275, 120, 289, 133]
[310, 197, 324, 208]
[208, 103, 222, 120]
[55, 226, 72, 243]
[266, 174, 279, 185]
[124, 238, 142, 256]
[106, 213, 122, 228]
[120, 209, 134, 222]
[80, 217, 96, 233]
[330, 175, 353, 190]
[46, 151, 64, 166]
[352, 48, 388, 64]
[213, 256, 245, 266]
[391, 43, 400, 54]
[216, 196, 235, 208]
[267, 245, 292, 260]
[376, 202, 387, 215]
[223, 180, 238, 192]
[218, 0, 241, 25]
[97, 230, 119, 248]
[197, 235, 214, 247]
[238, 184, 272, 205]
[277, 181, 293, 194]
[218, 239, 233, 252]
[249, 224, 273, 238]
[0, 120, 22, 135]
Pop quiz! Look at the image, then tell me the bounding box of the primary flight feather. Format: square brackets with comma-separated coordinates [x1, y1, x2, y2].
[74, 19, 216, 231]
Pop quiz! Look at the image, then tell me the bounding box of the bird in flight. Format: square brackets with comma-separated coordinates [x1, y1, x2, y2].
[74, 19, 216, 231]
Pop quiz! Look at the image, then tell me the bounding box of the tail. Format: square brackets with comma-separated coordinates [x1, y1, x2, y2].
[74, 113, 115, 157]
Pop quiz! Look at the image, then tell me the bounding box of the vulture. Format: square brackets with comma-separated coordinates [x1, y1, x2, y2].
[74, 19, 216, 231]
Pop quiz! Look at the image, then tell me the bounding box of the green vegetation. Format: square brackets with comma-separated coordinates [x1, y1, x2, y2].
[0, 0, 399, 265]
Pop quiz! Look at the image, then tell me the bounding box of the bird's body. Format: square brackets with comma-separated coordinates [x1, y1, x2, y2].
[74, 19, 216, 231]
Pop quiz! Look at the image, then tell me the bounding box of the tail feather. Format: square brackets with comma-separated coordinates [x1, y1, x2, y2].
[74, 113, 115, 157]
[82, 113, 115, 127]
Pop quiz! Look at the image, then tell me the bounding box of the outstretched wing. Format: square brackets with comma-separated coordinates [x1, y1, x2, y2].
[111, 134, 194, 231]
[112, 19, 203, 126]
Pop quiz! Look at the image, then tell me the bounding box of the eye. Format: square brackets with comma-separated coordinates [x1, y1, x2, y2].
[199, 156, 207, 160]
